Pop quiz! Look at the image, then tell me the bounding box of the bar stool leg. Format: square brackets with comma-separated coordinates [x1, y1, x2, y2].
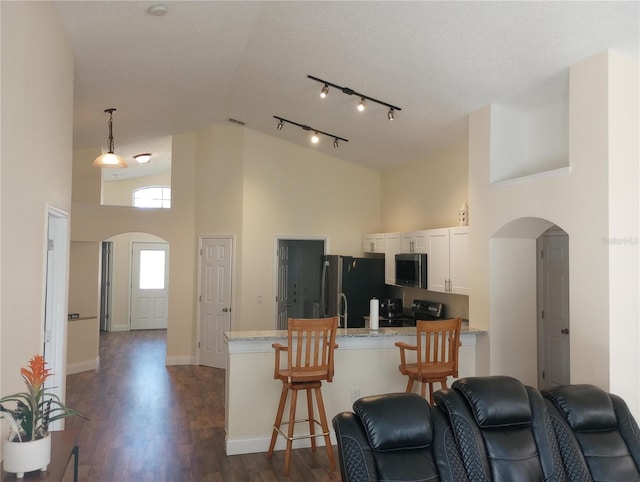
[284, 388, 298, 476]
[406, 378, 414, 394]
[314, 386, 336, 470]
[268, 383, 289, 458]
[306, 387, 316, 452]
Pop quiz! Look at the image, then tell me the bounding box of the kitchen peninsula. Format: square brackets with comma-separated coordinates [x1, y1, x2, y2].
[224, 325, 486, 455]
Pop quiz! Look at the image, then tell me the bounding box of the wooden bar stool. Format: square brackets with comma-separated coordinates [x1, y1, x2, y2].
[396, 317, 462, 404]
[267, 317, 339, 476]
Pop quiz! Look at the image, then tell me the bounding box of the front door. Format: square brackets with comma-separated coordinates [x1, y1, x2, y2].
[130, 242, 169, 330]
[538, 230, 570, 388]
[199, 236, 233, 368]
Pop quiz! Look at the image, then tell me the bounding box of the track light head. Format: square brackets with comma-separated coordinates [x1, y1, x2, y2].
[320, 84, 329, 98]
[311, 132, 320, 144]
[388, 108, 395, 121]
[333, 138, 339, 148]
[357, 97, 366, 112]
[276, 119, 284, 130]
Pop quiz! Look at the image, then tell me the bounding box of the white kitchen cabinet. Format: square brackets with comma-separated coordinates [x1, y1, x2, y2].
[427, 226, 469, 295]
[363, 233, 386, 253]
[400, 230, 428, 253]
[384, 232, 401, 285]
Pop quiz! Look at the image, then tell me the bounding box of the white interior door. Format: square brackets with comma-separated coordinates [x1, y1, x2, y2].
[199, 237, 233, 368]
[130, 242, 169, 330]
[44, 207, 69, 431]
[538, 231, 570, 388]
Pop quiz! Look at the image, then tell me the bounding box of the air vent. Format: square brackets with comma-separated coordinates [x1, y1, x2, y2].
[227, 118, 246, 126]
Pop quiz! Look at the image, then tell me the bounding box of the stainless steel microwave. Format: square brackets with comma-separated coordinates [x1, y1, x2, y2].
[395, 253, 427, 289]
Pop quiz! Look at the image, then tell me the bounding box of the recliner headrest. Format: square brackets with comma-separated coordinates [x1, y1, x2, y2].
[543, 384, 617, 431]
[453, 376, 532, 427]
[353, 393, 433, 451]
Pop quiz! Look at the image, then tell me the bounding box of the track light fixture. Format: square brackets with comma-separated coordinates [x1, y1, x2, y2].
[308, 75, 402, 119]
[93, 108, 127, 168]
[273, 116, 348, 147]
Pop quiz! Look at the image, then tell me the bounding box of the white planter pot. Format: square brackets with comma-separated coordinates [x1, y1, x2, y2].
[2, 433, 51, 478]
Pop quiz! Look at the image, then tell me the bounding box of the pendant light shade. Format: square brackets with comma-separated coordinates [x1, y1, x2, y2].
[93, 108, 127, 168]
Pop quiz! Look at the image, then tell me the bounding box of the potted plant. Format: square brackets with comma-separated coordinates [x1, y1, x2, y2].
[0, 355, 83, 478]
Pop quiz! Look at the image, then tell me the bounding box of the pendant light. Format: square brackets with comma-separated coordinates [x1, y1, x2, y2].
[93, 108, 127, 168]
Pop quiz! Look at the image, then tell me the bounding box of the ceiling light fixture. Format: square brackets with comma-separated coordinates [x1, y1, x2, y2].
[320, 84, 329, 98]
[273, 116, 349, 147]
[308, 75, 402, 120]
[93, 108, 127, 168]
[133, 153, 152, 164]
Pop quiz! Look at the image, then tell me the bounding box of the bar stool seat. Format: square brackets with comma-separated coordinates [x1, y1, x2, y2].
[267, 317, 339, 476]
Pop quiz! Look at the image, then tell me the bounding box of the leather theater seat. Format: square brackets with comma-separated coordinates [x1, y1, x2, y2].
[543, 384, 640, 481]
[433, 376, 570, 482]
[332, 392, 465, 482]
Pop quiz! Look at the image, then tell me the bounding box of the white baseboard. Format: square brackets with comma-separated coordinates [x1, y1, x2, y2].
[225, 432, 337, 456]
[67, 356, 100, 375]
[165, 355, 195, 366]
[110, 324, 129, 332]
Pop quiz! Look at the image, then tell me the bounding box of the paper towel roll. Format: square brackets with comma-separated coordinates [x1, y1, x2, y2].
[369, 298, 379, 330]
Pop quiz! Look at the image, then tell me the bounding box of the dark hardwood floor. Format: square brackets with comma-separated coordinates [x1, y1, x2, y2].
[64, 330, 340, 481]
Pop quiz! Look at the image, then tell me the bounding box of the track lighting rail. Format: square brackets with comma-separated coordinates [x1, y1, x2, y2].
[273, 116, 348, 147]
[307, 75, 402, 115]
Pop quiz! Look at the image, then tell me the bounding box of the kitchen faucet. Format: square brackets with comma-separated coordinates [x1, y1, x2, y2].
[339, 292, 348, 329]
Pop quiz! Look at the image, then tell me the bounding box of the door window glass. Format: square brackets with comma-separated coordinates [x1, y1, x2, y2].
[139, 250, 165, 289]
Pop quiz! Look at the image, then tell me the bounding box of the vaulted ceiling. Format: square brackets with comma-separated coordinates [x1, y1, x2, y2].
[54, 1, 638, 177]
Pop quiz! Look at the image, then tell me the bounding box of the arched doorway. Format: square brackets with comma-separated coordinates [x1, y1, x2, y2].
[490, 217, 569, 387]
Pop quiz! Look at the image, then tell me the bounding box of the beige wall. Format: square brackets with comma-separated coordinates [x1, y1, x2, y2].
[102, 171, 171, 207]
[68, 242, 100, 316]
[239, 129, 381, 330]
[381, 142, 468, 232]
[468, 51, 639, 414]
[72, 146, 102, 204]
[0, 0, 74, 439]
[70, 126, 381, 359]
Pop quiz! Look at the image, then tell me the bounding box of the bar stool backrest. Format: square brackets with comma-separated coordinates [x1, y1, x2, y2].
[284, 317, 338, 383]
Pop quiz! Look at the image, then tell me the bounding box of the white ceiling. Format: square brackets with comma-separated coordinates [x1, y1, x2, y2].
[54, 1, 639, 177]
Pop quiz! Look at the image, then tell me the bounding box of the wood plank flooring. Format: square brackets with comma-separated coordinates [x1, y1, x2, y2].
[64, 330, 341, 481]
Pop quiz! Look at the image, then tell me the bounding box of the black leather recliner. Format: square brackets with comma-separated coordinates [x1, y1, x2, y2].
[332, 392, 466, 482]
[543, 384, 640, 481]
[333, 377, 640, 482]
[434, 376, 571, 482]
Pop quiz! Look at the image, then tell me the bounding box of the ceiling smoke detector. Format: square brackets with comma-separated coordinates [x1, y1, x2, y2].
[148, 4, 168, 16]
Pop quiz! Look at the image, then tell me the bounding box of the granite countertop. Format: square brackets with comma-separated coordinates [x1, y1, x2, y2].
[225, 325, 486, 342]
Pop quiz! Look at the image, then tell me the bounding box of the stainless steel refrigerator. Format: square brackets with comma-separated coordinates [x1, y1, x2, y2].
[320, 255, 388, 328]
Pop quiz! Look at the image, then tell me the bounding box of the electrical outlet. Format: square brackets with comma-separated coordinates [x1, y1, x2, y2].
[257, 295, 263, 304]
[351, 387, 360, 402]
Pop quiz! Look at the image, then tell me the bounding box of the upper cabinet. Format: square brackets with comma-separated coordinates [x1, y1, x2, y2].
[427, 226, 469, 295]
[400, 230, 428, 253]
[363, 233, 386, 253]
[384, 233, 401, 285]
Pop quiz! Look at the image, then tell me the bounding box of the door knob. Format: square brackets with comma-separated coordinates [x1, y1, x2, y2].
[561, 328, 569, 334]
[222, 307, 229, 312]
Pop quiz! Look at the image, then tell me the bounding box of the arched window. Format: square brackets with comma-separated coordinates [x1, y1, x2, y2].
[133, 186, 171, 208]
